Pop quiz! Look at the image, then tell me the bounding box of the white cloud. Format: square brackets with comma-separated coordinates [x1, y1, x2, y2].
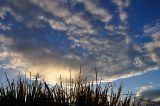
[0, 7, 12, 31]
[35, 0, 70, 18]
[0, 34, 28, 75]
[144, 41, 160, 51]
[48, 19, 67, 31]
[0, 23, 11, 31]
[0, 34, 13, 45]
[152, 32, 160, 41]
[144, 19, 160, 36]
[113, 0, 123, 7]
[134, 57, 143, 67]
[113, 0, 131, 24]
[103, 67, 159, 82]
[82, 0, 112, 22]
[143, 19, 160, 62]
[136, 84, 160, 102]
[30, 0, 98, 34]
[119, 11, 128, 22]
[136, 85, 153, 97]
[113, 0, 131, 9]
[0, 5, 23, 22]
[0, 7, 7, 19]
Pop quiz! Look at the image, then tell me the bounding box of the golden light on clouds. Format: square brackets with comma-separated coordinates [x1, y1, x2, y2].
[26, 64, 79, 84]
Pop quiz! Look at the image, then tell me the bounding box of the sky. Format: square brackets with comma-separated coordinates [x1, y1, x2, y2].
[0, 0, 160, 101]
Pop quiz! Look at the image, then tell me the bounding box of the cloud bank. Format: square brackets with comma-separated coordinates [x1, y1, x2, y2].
[136, 85, 160, 102]
[0, 0, 160, 82]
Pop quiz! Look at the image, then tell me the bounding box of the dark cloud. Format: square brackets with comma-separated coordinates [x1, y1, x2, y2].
[138, 89, 160, 101]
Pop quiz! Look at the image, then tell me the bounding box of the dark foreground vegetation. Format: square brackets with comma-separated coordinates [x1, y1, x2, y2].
[0, 71, 159, 106]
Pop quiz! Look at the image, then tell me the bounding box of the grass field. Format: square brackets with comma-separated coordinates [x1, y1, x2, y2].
[0, 71, 158, 106]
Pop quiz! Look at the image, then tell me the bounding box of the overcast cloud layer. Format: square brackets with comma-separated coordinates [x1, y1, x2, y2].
[0, 0, 160, 82]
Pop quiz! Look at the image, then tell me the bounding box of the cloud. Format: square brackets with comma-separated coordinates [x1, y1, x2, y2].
[113, 0, 131, 23]
[0, 35, 27, 69]
[0, 2, 24, 23]
[30, 0, 95, 33]
[0, 23, 11, 31]
[119, 11, 128, 22]
[102, 67, 159, 82]
[80, 0, 112, 22]
[0, 7, 11, 31]
[0, 34, 29, 83]
[133, 19, 160, 100]
[136, 85, 160, 102]
[144, 18, 160, 62]
[144, 18, 160, 37]
[0, 0, 159, 83]
[0, 7, 7, 19]
[113, 0, 131, 8]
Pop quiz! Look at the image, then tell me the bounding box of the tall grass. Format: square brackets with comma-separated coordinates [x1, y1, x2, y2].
[0, 71, 158, 106]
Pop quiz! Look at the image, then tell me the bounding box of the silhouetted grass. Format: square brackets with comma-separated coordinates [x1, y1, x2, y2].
[0, 71, 158, 106]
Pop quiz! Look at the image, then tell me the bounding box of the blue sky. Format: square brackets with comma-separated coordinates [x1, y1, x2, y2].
[0, 0, 160, 101]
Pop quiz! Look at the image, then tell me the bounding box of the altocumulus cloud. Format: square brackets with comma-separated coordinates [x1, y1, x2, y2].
[0, 0, 160, 82]
[136, 85, 160, 101]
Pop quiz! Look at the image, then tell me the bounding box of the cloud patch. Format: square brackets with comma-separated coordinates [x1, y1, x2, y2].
[144, 18, 160, 62]
[136, 85, 160, 101]
[0, 0, 159, 83]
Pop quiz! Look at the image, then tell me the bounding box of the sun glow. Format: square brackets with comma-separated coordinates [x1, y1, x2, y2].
[26, 64, 79, 84]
